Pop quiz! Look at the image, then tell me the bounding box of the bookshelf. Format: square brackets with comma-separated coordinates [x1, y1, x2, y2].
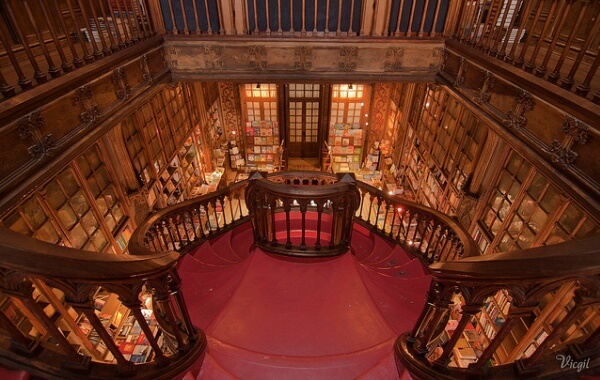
[245, 121, 280, 173]
[328, 123, 363, 173]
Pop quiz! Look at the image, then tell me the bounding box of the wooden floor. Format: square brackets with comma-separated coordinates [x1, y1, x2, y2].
[287, 157, 321, 171]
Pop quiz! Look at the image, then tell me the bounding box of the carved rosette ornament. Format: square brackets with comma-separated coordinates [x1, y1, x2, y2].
[74, 85, 100, 124]
[549, 116, 590, 167]
[202, 44, 223, 69]
[503, 89, 534, 130]
[473, 71, 495, 104]
[294, 46, 312, 70]
[339, 47, 357, 72]
[384, 47, 403, 72]
[249, 46, 267, 70]
[18, 111, 56, 161]
[454, 57, 467, 87]
[112, 67, 131, 101]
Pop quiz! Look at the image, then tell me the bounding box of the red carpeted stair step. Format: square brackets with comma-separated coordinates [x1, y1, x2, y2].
[196, 352, 238, 379]
[371, 257, 429, 278]
[210, 234, 244, 263]
[0, 367, 30, 380]
[361, 236, 397, 266]
[369, 246, 412, 270]
[206, 336, 396, 380]
[355, 351, 399, 380]
[350, 227, 375, 261]
[181, 255, 253, 329]
[188, 241, 236, 268]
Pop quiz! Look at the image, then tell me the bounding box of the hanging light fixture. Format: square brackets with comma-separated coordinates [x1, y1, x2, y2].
[348, 84, 353, 90]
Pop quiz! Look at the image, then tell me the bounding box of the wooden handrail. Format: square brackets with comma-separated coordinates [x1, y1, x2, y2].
[354, 180, 479, 264]
[0, 229, 205, 379]
[245, 171, 361, 257]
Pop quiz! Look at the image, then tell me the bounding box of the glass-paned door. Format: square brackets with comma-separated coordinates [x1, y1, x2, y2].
[287, 84, 320, 158]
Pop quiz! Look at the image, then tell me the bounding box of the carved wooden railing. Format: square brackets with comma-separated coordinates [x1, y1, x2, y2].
[153, 0, 455, 37]
[0, 0, 160, 100]
[396, 234, 600, 379]
[447, 0, 600, 103]
[0, 228, 205, 380]
[244, 171, 361, 257]
[129, 180, 249, 255]
[354, 181, 478, 264]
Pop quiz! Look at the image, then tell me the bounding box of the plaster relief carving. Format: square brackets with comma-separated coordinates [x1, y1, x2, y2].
[473, 71, 495, 104]
[202, 44, 223, 69]
[295, 46, 312, 70]
[339, 47, 357, 72]
[74, 85, 100, 124]
[503, 89, 534, 130]
[140, 54, 152, 83]
[384, 48, 403, 72]
[249, 46, 267, 70]
[112, 67, 131, 101]
[17, 111, 56, 161]
[550, 116, 590, 167]
[454, 57, 466, 87]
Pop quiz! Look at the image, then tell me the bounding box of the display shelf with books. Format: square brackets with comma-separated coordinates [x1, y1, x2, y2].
[158, 157, 185, 207]
[229, 140, 245, 169]
[245, 121, 280, 173]
[178, 137, 203, 198]
[328, 123, 363, 173]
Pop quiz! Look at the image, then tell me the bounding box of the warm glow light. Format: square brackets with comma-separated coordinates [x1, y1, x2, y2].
[397, 207, 402, 212]
[389, 191, 393, 195]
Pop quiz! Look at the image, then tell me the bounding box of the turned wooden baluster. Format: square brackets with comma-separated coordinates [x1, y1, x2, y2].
[489, 0, 514, 56]
[76, 0, 103, 59]
[112, 0, 134, 44]
[325, 0, 331, 35]
[561, 13, 600, 90]
[4, 2, 47, 84]
[514, 0, 545, 69]
[63, 0, 94, 64]
[0, 70, 16, 98]
[0, 299, 39, 356]
[284, 199, 293, 249]
[133, 0, 151, 38]
[22, 0, 61, 78]
[98, 1, 121, 50]
[149, 276, 189, 353]
[215, 0, 225, 34]
[575, 52, 600, 98]
[435, 302, 483, 366]
[418, 0, 431, 37]
[548, 0, 591, 84]
[336, 0, 343, 35]
[527, 288, 600, 364]
[0, 274, 87, 368]
[270, 196, 277, 245]
[179, 0, 190, 34]
[36, 0, 74, 73]
[191, 0, 201, 33]
[76, 303, 134, 371]
[481, 0, 504, 52]
[471, 303, 537, 369]
[313, 0, 318, 34]
[0, 28, 33, 90]
[123, 0, 142, 42]
[524, 0, 559, 72]
[430, 0, 443, 37]
[315, 201, 323, 250]
[166, 270, 197, 340]
[505, 0, 535, 63]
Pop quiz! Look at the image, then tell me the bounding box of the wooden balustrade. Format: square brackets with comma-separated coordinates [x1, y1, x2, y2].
[0, 0, 158, 100]
[129, 180, 249, 255]
[245, 171, 361, 257]
[447, 0, 600, 103]
[0, 227, 205, 380]
[396, 234, 600, 379]
[354, 181, 477, 264]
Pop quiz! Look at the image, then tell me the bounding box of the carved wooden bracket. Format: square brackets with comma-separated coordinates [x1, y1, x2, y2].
[294, 46, 312, 70]
[18, 111, 56, 161]
[550, 116, 590, 167]
[339, 47, 357, 72]
[74, 85, 100, 124]
[503, 89, 534, 130]
[384, 48, 404, 71]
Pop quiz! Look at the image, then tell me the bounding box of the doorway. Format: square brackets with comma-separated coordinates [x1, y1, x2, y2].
[285, 84, 322, 165]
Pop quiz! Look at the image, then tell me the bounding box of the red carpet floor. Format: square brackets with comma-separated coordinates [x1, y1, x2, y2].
[178, 221, 429, 379]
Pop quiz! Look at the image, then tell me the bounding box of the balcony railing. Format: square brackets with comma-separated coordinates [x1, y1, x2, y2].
[1, 171, 597, 379]
[0, 227, 205, 380]
[396, 234, 600, 379]
[447, 0, 600, 103]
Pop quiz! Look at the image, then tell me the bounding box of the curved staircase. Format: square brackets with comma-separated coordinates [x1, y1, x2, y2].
[177, 220, 430, 379]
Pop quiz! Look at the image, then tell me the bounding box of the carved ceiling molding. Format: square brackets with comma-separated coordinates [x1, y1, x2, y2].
[17, 111, 56, 161]
[549, 116, 590, 167]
